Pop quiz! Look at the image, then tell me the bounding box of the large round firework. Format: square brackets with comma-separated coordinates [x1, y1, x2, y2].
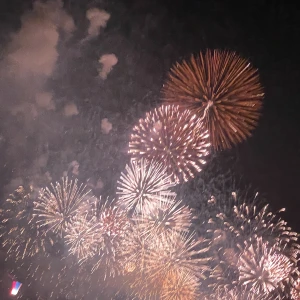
[162, 50, 264, 150]
[34, 177, 96, 237]
[129, 104, 210, 183]
[91, 198, 131, 279]
[237, 238, 293, 296]
[0, 185, 54, 261]
[117, 159, 176, 214]
[133, 194, 193, 239]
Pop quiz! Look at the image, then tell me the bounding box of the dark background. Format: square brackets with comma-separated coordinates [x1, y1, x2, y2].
[0, 0, 300, 299]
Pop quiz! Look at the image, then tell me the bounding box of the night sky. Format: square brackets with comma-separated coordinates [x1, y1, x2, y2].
[0, 0, 300, 299]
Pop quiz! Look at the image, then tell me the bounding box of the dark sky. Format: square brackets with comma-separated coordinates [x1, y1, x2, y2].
[0, 0, 300, 299]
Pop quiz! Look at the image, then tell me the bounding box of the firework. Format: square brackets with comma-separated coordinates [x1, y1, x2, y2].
[210, 287, 269, 300]
[64, 212, 100, 263]
[214, 192, 300, 255]
[119, 225, 149, 276]
[238, 238, 293, 296]
[133, 194, 193, 239]
[162, 50, 264, 150]
[291, 278, 300, 300]
[204, 191, 300, 297]
[161, 270, 201, 300]
[117, 159, 176, 213]
[92, 198, 130, 278]
[0, 185, 54, 260]
[144, 230, 211, 285]
[34, 177, 96, 237]
[129, 105, 210, 183]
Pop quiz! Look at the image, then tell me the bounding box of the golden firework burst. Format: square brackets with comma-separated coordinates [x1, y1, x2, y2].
[162, 49, 264, 150]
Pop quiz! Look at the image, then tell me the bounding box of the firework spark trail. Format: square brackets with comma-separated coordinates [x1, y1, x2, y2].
[162, 50, 264, 150]
[117, 159, 176, 214]
[133, 193, 193, 239]
[34, 177, 96, 236]
[129, 105, 210, 183]
[238, 238, 293, 296]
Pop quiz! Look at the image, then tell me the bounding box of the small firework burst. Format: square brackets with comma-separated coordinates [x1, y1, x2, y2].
[0, 185, 54, 260]
[133, 194, 193, 239]
[92, 198, 130, 278]
[238, 238, 293, 295]
[117, 159, 176, 213]
[128, 105, 210, 183]
[162, 50, 264, 150]
[161, 270, 201, 300]
[34, 177, 96, 236]
[64, 212, 100, 263]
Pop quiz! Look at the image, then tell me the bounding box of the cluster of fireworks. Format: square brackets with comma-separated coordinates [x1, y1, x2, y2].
[0, 49, 299, 299]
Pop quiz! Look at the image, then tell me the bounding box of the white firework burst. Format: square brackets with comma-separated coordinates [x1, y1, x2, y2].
[34, 177, 96, 236]
[238, 238, 293, 295]
[116, 159, 176, 214]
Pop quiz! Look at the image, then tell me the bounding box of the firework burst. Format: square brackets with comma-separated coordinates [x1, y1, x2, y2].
[213, 192, 300, 254]
[161, 270, 201, 300]
[238, 238, 293, 296]
[129, 104, 210, 183]
[34, 177, 96, 237]
[92, 198, 130, 278]
[162, 50, 264, 150]
[117, 159, 176, 213]
[144, 230, 211, 284]
[133, 194, 193, 239]
[0, 185, 54, 260]
[64, 212, 100, 263]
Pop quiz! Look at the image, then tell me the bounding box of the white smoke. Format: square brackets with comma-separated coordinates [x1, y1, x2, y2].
[101, 118, 113, 134]
[98, 54, 118, 79]
[86, 8, 110, 38]
[64, 102, 79, 117]
[0, 0, 75, 115]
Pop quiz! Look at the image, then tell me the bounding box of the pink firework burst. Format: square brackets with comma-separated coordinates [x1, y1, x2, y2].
[237, 238, 293, 296]
[129, 104, 210, 183]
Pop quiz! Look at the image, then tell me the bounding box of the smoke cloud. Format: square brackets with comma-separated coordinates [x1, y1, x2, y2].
[86, 8, 110, 38]
[98, 53, 118, 79]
